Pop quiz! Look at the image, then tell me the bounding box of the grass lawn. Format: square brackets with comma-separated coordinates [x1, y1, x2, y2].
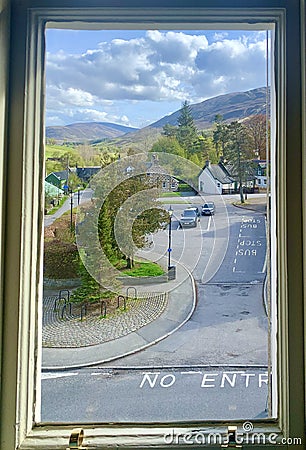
[160, 191, 181, 197]
[121, 260, 165, 277]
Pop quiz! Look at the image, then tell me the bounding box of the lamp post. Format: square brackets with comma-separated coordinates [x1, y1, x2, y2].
[69, 189, 73, 232]
[167, 205, 173, 270]
[77, 185, 81, 205]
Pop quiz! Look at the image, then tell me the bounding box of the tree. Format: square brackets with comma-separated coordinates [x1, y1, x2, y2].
[151, 136, 186, 158]
[95, 174, 167, 269]
[176, 100, 198, 150]
[162, 123, 177, 138]
[68, 172, 83, 190]
[212, 115, 228, 159]
[223, 121, 253, 203]
[193, 132, 218, 165]
[244, 114, 269, 160]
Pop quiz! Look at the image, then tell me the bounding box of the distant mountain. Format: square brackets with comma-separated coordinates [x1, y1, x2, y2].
[149, 87, 269, 129]
[46, 121, 138, 143]
[108, 87, 269, 152]
[46, 87, 269, 147]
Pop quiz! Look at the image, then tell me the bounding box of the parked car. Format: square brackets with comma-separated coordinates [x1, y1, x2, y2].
[188, 206, 201, 217]
[179, 208, 199, 228]
[201, 202, 215, 215]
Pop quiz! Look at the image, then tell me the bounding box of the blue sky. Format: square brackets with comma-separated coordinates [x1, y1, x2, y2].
[46, 29, 269, 128]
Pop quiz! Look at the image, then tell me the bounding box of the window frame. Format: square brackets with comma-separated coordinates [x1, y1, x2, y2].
[0, 1, 305, 449]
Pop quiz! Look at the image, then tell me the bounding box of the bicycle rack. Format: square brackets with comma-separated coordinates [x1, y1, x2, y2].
[61, 301, 67, 319]
[59, 289, 70, 302]
[117, 295, 126, 310]
[126, 286, 137, 299]
[100, 300, 107, 317]
[80, 303, 87, 321]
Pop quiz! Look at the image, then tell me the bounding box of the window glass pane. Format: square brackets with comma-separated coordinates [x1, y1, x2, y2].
[41, 25, 275, 425]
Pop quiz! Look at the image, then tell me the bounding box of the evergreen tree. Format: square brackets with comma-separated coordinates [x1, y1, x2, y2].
[162, 123, 178, 138]
[212, 114, 227, 159]
[223, 121, 254, 203]
[176, 100, 198, 151]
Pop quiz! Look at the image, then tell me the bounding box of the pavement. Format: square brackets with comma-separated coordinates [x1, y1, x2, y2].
[42, 260, 196, 371]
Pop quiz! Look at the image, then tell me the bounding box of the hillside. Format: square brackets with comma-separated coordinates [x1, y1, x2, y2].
[45, 87, 269, 149]
[46, 121, 138, 143]
[149, 87, 268, 129]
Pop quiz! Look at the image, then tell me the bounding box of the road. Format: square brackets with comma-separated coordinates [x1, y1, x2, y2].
[41, 367, 268, 422]
[44, 188, 93, 227]
[41, 194, 269, 422]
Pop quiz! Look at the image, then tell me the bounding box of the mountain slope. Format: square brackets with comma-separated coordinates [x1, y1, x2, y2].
[149, 87, 269, 129]
[46, 122, 138, 143]
[46, 87, 269, 146]
[109, 87, 269, 152]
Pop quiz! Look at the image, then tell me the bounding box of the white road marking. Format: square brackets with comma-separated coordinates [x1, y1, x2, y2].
[261, 251, 267, 273]
[200, 215, 212, 233]
[91, 372, 114, 377]
[41, 372, 79, 380]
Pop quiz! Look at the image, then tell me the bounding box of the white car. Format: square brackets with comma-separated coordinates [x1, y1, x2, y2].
[201, 202, 215, 215]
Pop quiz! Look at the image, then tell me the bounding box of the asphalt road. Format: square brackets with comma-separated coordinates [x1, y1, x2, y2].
[41, 195, 269, 423]
[41, 367, 268, 423]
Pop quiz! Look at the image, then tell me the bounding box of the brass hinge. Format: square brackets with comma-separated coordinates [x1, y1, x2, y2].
[221, 426, 242, 448]
[67, 428, 87, 449]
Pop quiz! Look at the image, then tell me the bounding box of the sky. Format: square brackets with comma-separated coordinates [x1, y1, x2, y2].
[45, 29, 269, 128]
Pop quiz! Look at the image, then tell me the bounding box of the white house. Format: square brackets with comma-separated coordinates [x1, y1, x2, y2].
[198, 161, 236, 194]
[253, 160, 267, 189]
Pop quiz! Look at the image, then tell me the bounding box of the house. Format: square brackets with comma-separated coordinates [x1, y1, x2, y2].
[76, 166, 101, 183]
[44, 180, 63, 198]
[45, 172, 63, 189]
[253, 159, 267, 189]
[146, 154, 179, 191]
[198, 160, 236, 194]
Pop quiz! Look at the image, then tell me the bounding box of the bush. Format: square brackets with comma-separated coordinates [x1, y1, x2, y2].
[44, 240, 79, 279]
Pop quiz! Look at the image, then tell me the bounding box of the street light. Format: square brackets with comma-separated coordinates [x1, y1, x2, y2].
[167, 205, 173, 271]
[69, 189, 74, 232]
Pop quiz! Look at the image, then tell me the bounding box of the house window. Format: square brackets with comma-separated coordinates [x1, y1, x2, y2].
[1, 2, 305, 449]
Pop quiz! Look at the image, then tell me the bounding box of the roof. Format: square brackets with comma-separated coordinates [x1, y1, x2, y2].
[203, 162, 235, 185]
[146, 154, 169, 175]
[52, 170, 68, 180]
[76, 167, 101, 180]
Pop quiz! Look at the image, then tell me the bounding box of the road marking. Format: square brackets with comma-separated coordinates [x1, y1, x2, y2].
[261, 251, 267, 273]
[234, 258, 237, 264]
[41, 372, 79, 380]
[201, 215, 212, 233]
[233, 267, 236, 272]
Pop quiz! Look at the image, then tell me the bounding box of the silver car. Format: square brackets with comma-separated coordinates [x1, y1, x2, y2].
[179, 208, 199, 228]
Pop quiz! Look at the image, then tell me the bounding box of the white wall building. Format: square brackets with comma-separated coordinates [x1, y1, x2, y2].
[198, 161, 236, 194]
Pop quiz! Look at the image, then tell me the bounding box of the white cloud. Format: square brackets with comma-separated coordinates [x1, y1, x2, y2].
[46, 30, 269, 125]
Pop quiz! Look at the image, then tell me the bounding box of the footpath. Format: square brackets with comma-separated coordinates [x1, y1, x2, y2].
[42, 260, 196, 371]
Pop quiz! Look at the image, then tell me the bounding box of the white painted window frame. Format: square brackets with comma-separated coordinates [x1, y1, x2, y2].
[0, 1, 305, 449]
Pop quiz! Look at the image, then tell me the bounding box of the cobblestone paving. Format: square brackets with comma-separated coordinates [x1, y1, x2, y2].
[42, 293, 168, 348]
